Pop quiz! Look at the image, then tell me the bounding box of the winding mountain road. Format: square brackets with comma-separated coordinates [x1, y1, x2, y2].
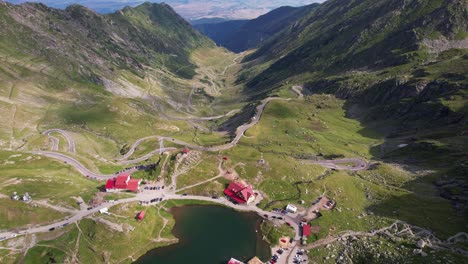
[30, 151, 115, 179]
[291, 85, 304, 99]
[302, 158, 368, 171]
[33, 87, 367, 183]
[0, 193, 300, 242]
[44, 129, 76, 153]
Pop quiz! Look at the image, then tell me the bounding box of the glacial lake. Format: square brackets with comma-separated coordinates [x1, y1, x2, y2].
[135, 204, 271, 264]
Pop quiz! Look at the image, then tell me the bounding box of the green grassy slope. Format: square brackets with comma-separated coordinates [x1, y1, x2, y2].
[233, 0, 467, 220]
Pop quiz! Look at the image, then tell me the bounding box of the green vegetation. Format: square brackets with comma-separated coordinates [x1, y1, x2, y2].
[261, 220, 295, 246]
[23, 202, 176, 264]
[0, 199, 67, 230]
[0, 150, 100, 208]
[0, 0, 467, 262]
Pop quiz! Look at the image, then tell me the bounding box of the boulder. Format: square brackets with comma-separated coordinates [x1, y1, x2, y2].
[416, 239, 426, 248]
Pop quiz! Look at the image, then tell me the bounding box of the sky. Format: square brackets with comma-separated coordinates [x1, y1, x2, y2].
[5, 0, 326, 19]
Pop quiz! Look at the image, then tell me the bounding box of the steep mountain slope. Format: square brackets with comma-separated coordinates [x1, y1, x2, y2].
[194, 19, 248, 48]
[234, 0, 468, 220]
[195, 4, 319, 53]
[245, 0, 467, 88]
[0, 1, 240, 153]
[0, 2, 213, 81]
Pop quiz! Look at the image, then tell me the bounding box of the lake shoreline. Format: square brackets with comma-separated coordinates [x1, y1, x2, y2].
[134, 204, 271, 264]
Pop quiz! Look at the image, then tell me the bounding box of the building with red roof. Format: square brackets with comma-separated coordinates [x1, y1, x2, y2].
[227, 258, 244, 264]
[182, 148, 190, 154]
[137, 211, 145, 221]
[105, 173, 141, 193]
[224, 181, 256, 204]
[302, 224, 311, 237]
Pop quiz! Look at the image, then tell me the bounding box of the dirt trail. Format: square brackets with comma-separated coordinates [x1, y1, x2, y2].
[303, 220, 468, 256]
[291, 85, 304, 99]
[9, 104, 16, 150]
[176, 159, 224, 192]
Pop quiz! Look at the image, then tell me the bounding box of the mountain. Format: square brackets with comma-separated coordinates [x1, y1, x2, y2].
[245, 0, 468, 90]
[194, 20, 248, 49]
[236, 0, 467, 210]
[0, 1, 226, 153]
[195, 4, 319, 53]
[1, 0, 468, 263]
[5, 1, 325, 19]
[0, 1, 213, 81]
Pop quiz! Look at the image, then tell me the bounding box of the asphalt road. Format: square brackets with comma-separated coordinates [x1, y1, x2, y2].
[44, 129, 76, 153]
[10, 85, 368, 251]
[0, 192, 301, 242]
[30, 151, 115, 179]
[302, 158, 368, 171]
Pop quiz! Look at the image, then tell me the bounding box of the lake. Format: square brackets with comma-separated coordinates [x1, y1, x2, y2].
[135, 204, 271, 264]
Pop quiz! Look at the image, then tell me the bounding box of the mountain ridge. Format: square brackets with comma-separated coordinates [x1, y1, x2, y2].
[195, 3, 319, 53]
[0, 1, 214, 83]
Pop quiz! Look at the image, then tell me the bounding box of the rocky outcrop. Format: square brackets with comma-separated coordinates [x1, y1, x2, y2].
[421, 37, 468, 54]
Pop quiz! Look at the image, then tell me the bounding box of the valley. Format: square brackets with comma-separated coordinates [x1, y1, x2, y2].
[0, 1, 467, 264]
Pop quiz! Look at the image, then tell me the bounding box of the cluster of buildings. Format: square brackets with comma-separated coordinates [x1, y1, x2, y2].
[11, 192, 32, 202]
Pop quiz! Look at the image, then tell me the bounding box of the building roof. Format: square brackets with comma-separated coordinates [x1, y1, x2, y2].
[239, 185, 254, 201]
[115, 173, 131, 188]
[303, 224, 311, 236]
[105, 179, 115, 189]
[126, 179, 140, 192]
[224, 181, 254, 204]
[138, 211, 145, 220]
[182, 148, 190, 153]
[227, 181, 245, 193]
[227, 258, 244, 264]
[105, 174, 140, 192]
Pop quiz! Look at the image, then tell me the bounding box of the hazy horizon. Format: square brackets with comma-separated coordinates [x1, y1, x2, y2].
[4, 0, 326, 19]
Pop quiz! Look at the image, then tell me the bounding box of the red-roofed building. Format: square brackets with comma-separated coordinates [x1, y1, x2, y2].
[182, 148, 190, 154]
[227, 258, 244, 264]
[137, 211, 145, 221]
[302, 224, 311, 237]
[224, 181, 256, 204]
[105, 173, 141, 193]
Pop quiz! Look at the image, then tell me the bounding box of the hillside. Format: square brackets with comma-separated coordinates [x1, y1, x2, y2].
[0, 1, 467, 263]
[194, 20, 248, 48]
[237, 0, 468, 229]
[195, 4, 319, 53]
[245, 0, 468, 89]
[0, 2, 214, 81]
